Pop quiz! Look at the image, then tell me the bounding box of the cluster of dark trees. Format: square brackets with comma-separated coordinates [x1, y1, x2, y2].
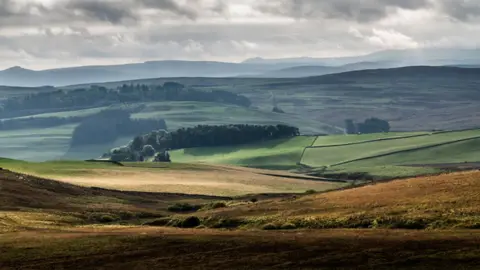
[70, 109, 167, 147]
[0, 82, 251, 118]
[345, 118, 391, 134]
[134, 124, 299, 151]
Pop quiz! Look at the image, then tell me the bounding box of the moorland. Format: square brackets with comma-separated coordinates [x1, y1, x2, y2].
[1, 57, 480, 269]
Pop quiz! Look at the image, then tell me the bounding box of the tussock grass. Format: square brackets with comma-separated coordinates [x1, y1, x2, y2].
[205, 171, 480, 230]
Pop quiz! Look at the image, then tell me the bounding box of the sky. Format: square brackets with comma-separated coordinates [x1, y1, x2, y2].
[1, 0, 480, 70]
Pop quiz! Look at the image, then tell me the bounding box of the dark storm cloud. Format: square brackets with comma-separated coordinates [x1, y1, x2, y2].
[0, 0, 226, 28]
[139, 0, 199, 19]
[437, 0, 480, 22]
[65, 1, 138, 24]
[257, 0, 432, 22]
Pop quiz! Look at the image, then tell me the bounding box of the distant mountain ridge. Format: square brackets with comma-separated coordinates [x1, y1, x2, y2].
[244, 48, 480, 66]
[3, 48, 480, 87]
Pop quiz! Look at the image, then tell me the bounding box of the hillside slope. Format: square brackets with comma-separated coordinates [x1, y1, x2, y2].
[204, 171, 480, 229]
[64, 66, 480, 132]
[0, 159, 344, 196]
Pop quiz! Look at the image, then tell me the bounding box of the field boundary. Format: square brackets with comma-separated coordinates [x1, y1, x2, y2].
[329, 135, 480, 168]
[85, 159, 124, 166]
[298, 136, 318, 165]
[308, 133, 432, 149]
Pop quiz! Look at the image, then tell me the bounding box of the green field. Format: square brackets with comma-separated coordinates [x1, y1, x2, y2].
[0, 124, 76, 161]
[171, 136, 316, 170]
[0, 124, 132, 162]
[302, 130, 480, 168]
[312, 131, 430, 146]
[0, 100, 339, 162]
[131, 101, 337, 134]
[168, 129, 480, 180]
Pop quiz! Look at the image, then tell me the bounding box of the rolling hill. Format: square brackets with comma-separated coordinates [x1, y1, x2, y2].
[1, 65, 480, 162]
[0, 61, 298, 87]
[0, 101, 337, 162]
[62, 66, 480, 132]
[171, 136, 316, 170]
[244, 48, 480, 66]
[257, 61, 398, 78]
[203, 170, 480, 229]
[2, 167, 480, 269]
[167, 130, 480, 180]
[0, 159, 343, 196]
[3, 48, 480, 87]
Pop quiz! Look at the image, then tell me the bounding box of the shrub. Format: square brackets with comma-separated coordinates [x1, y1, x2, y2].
[87, 212, 120, 223]
[202, 201, 227, 210]
[180, 216, 201, 228]
[262, 223, 278, 230]
[99, 215, 117, 223]
[250, 198, 258, 203]
[204, 217, 244, 229]
[141, 145, 156, 157]
[280, 222, 297, 230]
[305, 189, 317, 195]
[144, 217, 171, 227]
[167, 203, 202, 213]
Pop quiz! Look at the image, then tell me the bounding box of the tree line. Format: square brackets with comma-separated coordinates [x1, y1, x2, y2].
[345, 118, 391, 134]
[0, 82, 251, 118]
[106, 124, 300, 162]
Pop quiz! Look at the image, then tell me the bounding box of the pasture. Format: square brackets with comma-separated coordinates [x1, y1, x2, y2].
[171, 136, 316, 170]
[0, 159, 343, 196]
[0, 101, 336, 162]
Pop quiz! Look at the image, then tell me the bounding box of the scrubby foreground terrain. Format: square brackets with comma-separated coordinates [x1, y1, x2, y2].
[1, 165, 480, 269]
[2, 228, 479, 270]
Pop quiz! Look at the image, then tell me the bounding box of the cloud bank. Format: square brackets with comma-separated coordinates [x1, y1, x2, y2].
[1, 0, 479, 69]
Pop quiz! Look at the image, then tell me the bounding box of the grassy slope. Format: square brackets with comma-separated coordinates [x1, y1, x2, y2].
[132, 101, 335, 134]
[63, 68, 480, 132]
[205, 171, 480, 229]
[0, 167, 227, 233]
[0, 101, 336, 162]
[345, 137, 480, 166]
[302, 130, 480, 167]
[2, 170, 480, 269]
[0, 124, 77, 161]
[312, 131, 430, 146]
[0, 159, 343, 196]
[171, 136, 316, 170]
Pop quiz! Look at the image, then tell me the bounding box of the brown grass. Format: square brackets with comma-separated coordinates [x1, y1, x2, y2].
[2, 169, 480, 269]
[1, 227, 479, 270]
[0, 168, 229, 232]
[51, 165, 343, 196]
[204, 171, 480, 229]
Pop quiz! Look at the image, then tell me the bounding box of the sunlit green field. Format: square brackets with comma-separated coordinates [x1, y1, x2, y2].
[0, 100, 338, 161]
[171, 136, 316, 170]
[302, 129, 480, 168]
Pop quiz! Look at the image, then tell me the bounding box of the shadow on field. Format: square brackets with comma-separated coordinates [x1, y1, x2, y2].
[182, 139, 287, 156]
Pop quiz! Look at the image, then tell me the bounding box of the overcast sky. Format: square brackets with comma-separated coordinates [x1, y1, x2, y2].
[1, 0, 479, 70]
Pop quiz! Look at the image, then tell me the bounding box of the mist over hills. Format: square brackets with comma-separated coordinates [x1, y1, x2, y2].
[244, 48, 480, 66]
[2, 48, 480, 87]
